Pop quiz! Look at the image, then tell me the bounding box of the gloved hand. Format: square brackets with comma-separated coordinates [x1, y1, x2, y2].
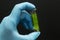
[0, 2, 40, 40]
[20, 10, 34, 30]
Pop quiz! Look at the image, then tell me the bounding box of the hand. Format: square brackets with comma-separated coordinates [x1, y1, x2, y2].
[0, 2, 40, 40]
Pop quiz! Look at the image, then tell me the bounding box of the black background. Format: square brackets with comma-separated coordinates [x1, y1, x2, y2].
[0, 0, 59, 40]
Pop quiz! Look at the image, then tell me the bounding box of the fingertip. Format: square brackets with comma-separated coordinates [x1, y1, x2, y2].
[33, 32, 41, 39]
[35, 32, 41, 36]
[28, 32, 41, 40]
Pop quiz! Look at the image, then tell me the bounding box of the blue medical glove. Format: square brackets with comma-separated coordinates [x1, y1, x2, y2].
[0, 2, 40, 40]
[20, 10, 34, 30]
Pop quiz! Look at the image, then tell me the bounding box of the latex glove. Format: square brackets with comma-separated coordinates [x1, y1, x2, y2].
[0, 2, 40, 40]
[20, 10, 34, 30]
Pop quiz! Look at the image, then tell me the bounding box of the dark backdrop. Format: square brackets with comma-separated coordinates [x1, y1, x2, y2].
[0, 0, 59, 40]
